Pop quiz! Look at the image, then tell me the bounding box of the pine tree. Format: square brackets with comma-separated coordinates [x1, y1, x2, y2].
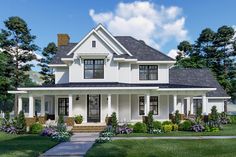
[0, 16, 38, 114]
[39, 42, 57, 85]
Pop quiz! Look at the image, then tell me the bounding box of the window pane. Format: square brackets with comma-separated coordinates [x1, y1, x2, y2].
[139, 96, 144, 115]
[150, 96, 158, 115]
[94, 70, 104, 78]
[139, 65, 158, 80]
[22, 98, 29, 113]
[84, 59, 104, 79]
[85, 70, 93, 79]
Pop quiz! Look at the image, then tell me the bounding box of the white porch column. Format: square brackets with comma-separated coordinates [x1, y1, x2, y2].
[40, 95, 45, 116]
[18, 96, 22, 113]
[108, 94, 112, 116]
[145, 94, 150, 116]
[69, 94, 73, 117]
[116, 94, 119, 120]
[190, 96, 194, 114]
[55, 96, 58, 119]
[29, 95, 34, 117]
[173, 94, 177, 113]
[202, 94, 207, 115]
[181, 97, 184, 114]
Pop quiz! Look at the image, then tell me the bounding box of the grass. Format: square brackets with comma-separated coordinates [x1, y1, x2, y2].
[117, 124, 236, 137]
[86, 139, 236, 157]
[0, 132, 58, 157]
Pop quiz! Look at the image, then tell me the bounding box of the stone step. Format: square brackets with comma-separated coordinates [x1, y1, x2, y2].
[72, 125, 106, 133]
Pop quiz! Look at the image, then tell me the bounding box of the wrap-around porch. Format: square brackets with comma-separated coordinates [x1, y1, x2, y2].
[15, 88, 211, 126]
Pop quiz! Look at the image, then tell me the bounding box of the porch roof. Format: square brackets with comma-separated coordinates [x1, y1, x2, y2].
[15, 82, 215, 91]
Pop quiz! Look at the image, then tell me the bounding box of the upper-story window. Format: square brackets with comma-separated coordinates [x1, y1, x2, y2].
[139, 65, 158, 80]
[84, 59, 104, 79]
[92, 40, 96, 48]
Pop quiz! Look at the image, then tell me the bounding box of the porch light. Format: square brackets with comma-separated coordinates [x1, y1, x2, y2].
[76, 95, 80, 101]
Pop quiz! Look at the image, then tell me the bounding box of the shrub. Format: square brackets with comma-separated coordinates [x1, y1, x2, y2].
[172, 124, 178, 131]
[117, 124, 133, 134]
[191, 124, 205, 132]
[147, 111, 154, 133]
[162, 121, 172, 126]
[162, 124, 172, 133]
[230, 115, 236, 124]
[74, 115, 83, 124]
[57, 115, 66, 132]
[52, 131, 71, 142]
[133, 122, 147, 133]
[209, 106, 219, 122]
[100, 131, 114, 137]
[4, 112, 10, 121]
[95, 137, 111, 143]
[41, 127, 57, 137]
[30, 123, 44, 134]
[15, 111, 26, 133]
[153, 121, 162, 130]
[111, 112, 118, 132]
[179, 120, 192, 131]
[172, 110, 181, 124]
[219, 112, 230, 124]
[58, 114, 64, 125]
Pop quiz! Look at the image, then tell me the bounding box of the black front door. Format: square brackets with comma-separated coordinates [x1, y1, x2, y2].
[87, 95, 100, 122]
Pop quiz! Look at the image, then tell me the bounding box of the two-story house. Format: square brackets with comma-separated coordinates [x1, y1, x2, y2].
[9, 24, 230, 127]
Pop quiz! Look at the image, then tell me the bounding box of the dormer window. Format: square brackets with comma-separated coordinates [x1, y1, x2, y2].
[92, 40, 96, 48]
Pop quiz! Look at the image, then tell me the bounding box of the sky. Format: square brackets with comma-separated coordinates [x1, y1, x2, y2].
[0, 0, 236, 70]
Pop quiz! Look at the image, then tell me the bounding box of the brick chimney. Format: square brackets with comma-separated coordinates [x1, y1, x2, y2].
[57, 34, 70, 46]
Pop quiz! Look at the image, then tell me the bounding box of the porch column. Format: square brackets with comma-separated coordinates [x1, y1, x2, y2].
[55, 96, 58, 119]
[18, 96, 22, 113]
[181, 97, 184, 114]
[202, 94, 207, 115]
[40, 95, 45, 116]
[69, 94, 73, 117]
[108, 94, 112, 116]
[190, 96, 194, 114]
[145, 94, 150, 116]
[29, 95, 34, 117]
[173, 94, 177, 113]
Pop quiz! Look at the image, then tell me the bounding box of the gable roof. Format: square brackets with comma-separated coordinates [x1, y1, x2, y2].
[169, 68, 229, 97]
[50, 36, 174, 64]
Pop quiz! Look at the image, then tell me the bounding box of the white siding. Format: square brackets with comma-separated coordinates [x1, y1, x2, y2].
[207, 99, 224, 113]
[131, 64, 169, 83]
[55, 67, 69, 84]
[119, 95, 131, 122]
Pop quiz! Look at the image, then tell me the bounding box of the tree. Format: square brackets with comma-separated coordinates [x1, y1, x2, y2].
[39, 42, 57, 85]
[0, 16, 38, 114]
[0, 52, 14, 112]
[176, 25, 236, 99]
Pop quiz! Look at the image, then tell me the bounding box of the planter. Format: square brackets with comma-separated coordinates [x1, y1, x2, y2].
[105, 116, 112, 126]
[74, 115, 83, 124]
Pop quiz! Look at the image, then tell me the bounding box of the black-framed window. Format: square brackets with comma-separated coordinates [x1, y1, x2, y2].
[58, 98, 69, 116]
[150, 96, 158, 115]
[139, 65, 158, 80]
[92, 40, 96, 47]
[139, 96, 158, 115]
[84, 59, 104, 79]
[139, 96, 145, 115]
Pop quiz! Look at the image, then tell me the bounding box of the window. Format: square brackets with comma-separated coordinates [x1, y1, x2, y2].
[84, 59, 104, 79]
[35, 99, 41, 114]
[139, 96, 159, 115]
[58, 98, 69, 116]
[139, 96, 145, 115]
[22, 98, 29, 113]
[139, 65, 158, 80]
[150, 96, 158, 115]
[45, 101, 49, 113]
[92, 40, 96, 47]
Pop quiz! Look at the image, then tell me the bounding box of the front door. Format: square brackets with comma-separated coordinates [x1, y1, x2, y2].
[87, 95, 100, 122]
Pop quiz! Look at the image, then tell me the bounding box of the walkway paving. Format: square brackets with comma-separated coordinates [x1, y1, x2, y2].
[112, 136, 236, 140]
[42, 133, 99, 157]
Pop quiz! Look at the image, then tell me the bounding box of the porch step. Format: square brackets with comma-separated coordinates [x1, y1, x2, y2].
[72, 125, 106, 133]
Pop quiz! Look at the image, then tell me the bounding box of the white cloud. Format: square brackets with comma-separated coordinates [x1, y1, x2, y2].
[167, 49, 178, 59]
[89, 1, 188, 50]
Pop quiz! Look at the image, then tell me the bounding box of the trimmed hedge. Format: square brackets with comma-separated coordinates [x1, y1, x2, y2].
[30, 123, 44, 134]
[133, 122, 147, 133]
[153, 121, 162, 130]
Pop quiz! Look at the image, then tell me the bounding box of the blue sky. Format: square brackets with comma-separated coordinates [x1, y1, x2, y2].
[0, 0, 235, 70]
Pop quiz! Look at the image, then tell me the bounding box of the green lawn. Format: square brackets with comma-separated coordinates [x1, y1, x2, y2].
[117, 124, 236, 137]
[86, 139, 236, 157]
[0, 132, 58, 157]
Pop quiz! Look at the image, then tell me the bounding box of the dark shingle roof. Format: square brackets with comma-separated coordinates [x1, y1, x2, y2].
[50, 36, 174, 64]
[114, 36, 174, 61]
[22, 82, 210, 88]
[169, 68, 229, 97]
[50, 43, 77, 64]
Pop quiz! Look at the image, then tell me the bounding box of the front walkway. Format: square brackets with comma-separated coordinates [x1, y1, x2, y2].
[42, 133, 99, 157]
[112, 136, 236, 140]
